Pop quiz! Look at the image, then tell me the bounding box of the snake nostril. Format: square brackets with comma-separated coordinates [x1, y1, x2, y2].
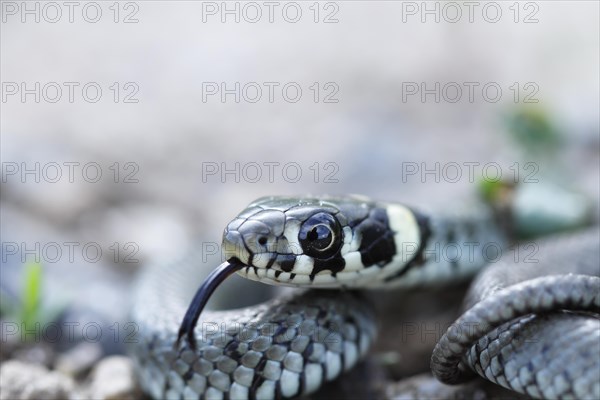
[258, 236, 268, 246]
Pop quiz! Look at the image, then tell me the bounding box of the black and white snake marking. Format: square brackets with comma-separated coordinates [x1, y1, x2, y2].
[219, 196, 505, 289]
[129, 195, 598, 399]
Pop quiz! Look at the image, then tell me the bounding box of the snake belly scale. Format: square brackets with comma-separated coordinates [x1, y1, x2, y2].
[129, 195, 596, 399]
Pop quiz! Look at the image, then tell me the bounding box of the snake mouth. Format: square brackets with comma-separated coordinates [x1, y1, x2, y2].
[176, 258, 246, 349]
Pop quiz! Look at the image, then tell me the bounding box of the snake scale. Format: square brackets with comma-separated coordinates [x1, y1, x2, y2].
[129, 195, 599, 399]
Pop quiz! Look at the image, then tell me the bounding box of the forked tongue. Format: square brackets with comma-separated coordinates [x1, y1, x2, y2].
[176, 259, 245, 349]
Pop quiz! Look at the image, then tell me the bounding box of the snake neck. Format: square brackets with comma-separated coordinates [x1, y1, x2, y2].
[372, 201, 508, 289]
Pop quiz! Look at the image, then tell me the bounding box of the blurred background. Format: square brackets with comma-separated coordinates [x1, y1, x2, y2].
[1, 1, 599, 398]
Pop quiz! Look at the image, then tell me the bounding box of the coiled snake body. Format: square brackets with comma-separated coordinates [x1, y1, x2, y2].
[129, 195, 599, 399]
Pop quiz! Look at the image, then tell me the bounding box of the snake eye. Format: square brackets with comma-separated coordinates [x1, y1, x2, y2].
[299, 212, 342, 259]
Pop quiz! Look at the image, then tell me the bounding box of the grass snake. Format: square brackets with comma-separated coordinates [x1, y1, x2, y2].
[129, 195, 599, 399]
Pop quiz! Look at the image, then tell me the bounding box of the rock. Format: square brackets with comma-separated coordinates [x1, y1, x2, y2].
[0, 360, 74, 400]
[11, 344, 55, 368]
[87, 356, 139, 400]
[55, 342, 103, 377]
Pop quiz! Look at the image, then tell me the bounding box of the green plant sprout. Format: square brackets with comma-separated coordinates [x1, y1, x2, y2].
[21, 261, 43, 329]
[0, 262, 65, 341]
[504, 106, 562, 155]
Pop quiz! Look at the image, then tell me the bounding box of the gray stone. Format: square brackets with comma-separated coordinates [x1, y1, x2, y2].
[55, 342, 103, 377]
[88, 356, 139, 400]
[0, 360, 74, 400]
[11, 344, 55, 368]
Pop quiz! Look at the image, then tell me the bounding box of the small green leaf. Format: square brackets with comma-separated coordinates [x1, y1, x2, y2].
[505, 107, 561, 153]
[21, 262, 42, 329]
[478, 178, 506, 203]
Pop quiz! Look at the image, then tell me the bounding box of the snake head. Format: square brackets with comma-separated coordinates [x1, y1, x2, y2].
[221, 195, 419, 288]
[178, 195, 421, 349]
